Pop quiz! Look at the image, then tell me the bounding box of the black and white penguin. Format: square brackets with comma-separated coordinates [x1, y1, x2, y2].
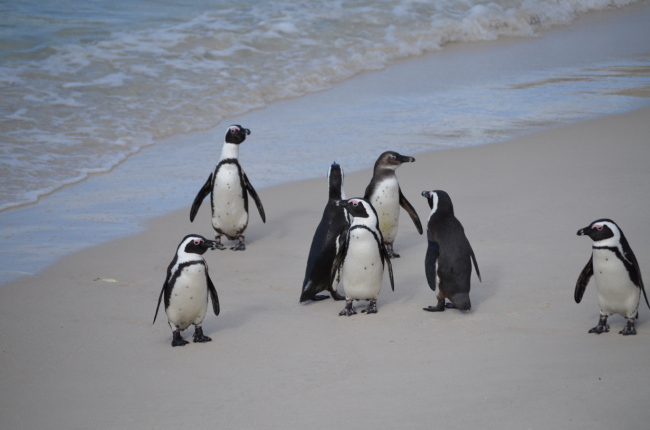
[300, 162, 348, 303]
[190, 125, 265, 251]
[363, 151, 422, 258]
[154, 234, 220, 347]
[330, 198, 394, 316]
[421, 190, 481, 312]
[575, 219, 648, 335]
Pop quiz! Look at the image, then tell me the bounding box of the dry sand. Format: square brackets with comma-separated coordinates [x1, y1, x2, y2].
[2, 107, 650, 429]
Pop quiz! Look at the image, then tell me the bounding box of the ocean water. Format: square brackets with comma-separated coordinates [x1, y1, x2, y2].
[1, 0, 650, 284]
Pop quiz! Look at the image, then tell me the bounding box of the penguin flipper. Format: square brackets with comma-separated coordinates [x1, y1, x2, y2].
[384, 245, 395, 291]
[469, 245, 481, 282]
[330, 232, 348, 288]
[399, 188, 423, 234]
[190, 174, 213, 222]
[153, 281, 167, 324]
[206, 274, 220, 316]
[620, 235, 649, 309]
[243, 173, 266, 223]
[425, 240, 439, 292]
[575, 256, 594, 303]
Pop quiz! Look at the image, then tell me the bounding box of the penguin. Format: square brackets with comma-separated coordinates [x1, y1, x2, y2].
[300, 162, 348, 303]
[421, 190, 481, 312]
[190, 125, 265, 251]
[154, 234, 220, 347]
[363, 151, 422, 258]
[330, 198, 394, 316]
[575, 219, 648, 335]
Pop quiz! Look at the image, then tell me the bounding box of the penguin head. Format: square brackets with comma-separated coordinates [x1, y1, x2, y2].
[577, 219, 621, 243]
[327, 162, 344, 199]
[334, 198, 374, 219]
[178, 234, 218, 255]
[421, 190, 453, 215]
[225, 125, 251, 144]
[374, 151, 415, 171]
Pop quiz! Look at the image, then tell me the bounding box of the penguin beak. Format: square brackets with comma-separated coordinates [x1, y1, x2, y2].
[576, 227, 589, 236]
[399, 155, 415, 163]
[421, 191, 430, 198]
[244, 128, 251, 136]
[334, 199, 347, 208]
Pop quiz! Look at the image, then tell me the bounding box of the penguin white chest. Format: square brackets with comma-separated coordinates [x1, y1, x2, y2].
[592, 249, 639, 317]
[212, 164, 248, 237]
[341, 229, 384, 300]
[167, 264, 209, 330]
[370, 178, 400, 243]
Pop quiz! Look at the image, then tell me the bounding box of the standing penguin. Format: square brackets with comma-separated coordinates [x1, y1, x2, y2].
[330, 198, 394, 316]
[421, 190, 481, 312]
[575, 219, 648, 335]
[154, 234, 220, 347]
[300, 162, 348, 303]
[364, 151, 422, 258]
[190, 125, 265, 251]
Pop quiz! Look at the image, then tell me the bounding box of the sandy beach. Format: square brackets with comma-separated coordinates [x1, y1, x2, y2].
[1, 104, 649, 428]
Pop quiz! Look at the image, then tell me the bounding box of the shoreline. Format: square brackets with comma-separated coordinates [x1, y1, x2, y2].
[2, 1, 650, 286]
[2, 107, 650, 428]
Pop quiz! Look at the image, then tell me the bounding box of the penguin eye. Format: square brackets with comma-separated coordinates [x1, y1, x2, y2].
[389, 154, 396, 159]
[595, 226, 603, 231]
[352, 201, 358, 207]
[229, 126, 239, 133]
[193, 239, 203, 245]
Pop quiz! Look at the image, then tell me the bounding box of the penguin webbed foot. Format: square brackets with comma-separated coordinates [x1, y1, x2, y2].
[213, 237, 227, 250]
[619, 320, 637, 336]
[339, 300, 357, 317]
[311, 294, 329, 301]
[588, 316, 609, 334]
[171, 331, 189, 347]
[361, 299, 378, 314]
[192, 326, 212, 343]
[423, 299, 446, 312]
[230, 237, 246, 251]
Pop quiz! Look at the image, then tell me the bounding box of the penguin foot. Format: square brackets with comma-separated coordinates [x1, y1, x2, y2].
[339, 300, 357, 317]
[423, 299, 446, 312]
[361, 299, 378, 314]
[445, 302, 456, 309]
[171, 331, 189, 347]
[193, 326, 212, 343]
[231, 238, 246, 251]
[619, 320, 637, 336]
[588, 324, 610, 334]
[588, 316, 609, 334]
[213, 237, 227, 250]
[311, 294, 330, 301]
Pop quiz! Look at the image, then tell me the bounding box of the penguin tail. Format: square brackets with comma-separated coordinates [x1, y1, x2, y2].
[450, 293, 471, 311]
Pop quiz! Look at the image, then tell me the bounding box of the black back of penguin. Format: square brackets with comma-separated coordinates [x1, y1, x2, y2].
[422, 190, 480, 310]
[300, 163, 348, 302]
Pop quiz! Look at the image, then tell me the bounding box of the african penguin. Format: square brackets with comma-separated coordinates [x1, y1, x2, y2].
[575, 219, 648, 335]
[190, 125, 265, 251]
[154, 234, 220, 347]
[300, 162, 348, 303]
[330, 198, 394, 316]
[421, 190, 481, 312]
[363, 151, 422, 258]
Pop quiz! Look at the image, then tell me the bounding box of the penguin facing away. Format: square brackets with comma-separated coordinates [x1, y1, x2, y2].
[330, 198, 394, 316]
[300, 162, 348, 303]
[190, 125, 265, 251]
[364, 151, 422, 259]
[154, 234, 220, 347]
[575, 219, 648, 335]
[421, 190, 481, 312]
